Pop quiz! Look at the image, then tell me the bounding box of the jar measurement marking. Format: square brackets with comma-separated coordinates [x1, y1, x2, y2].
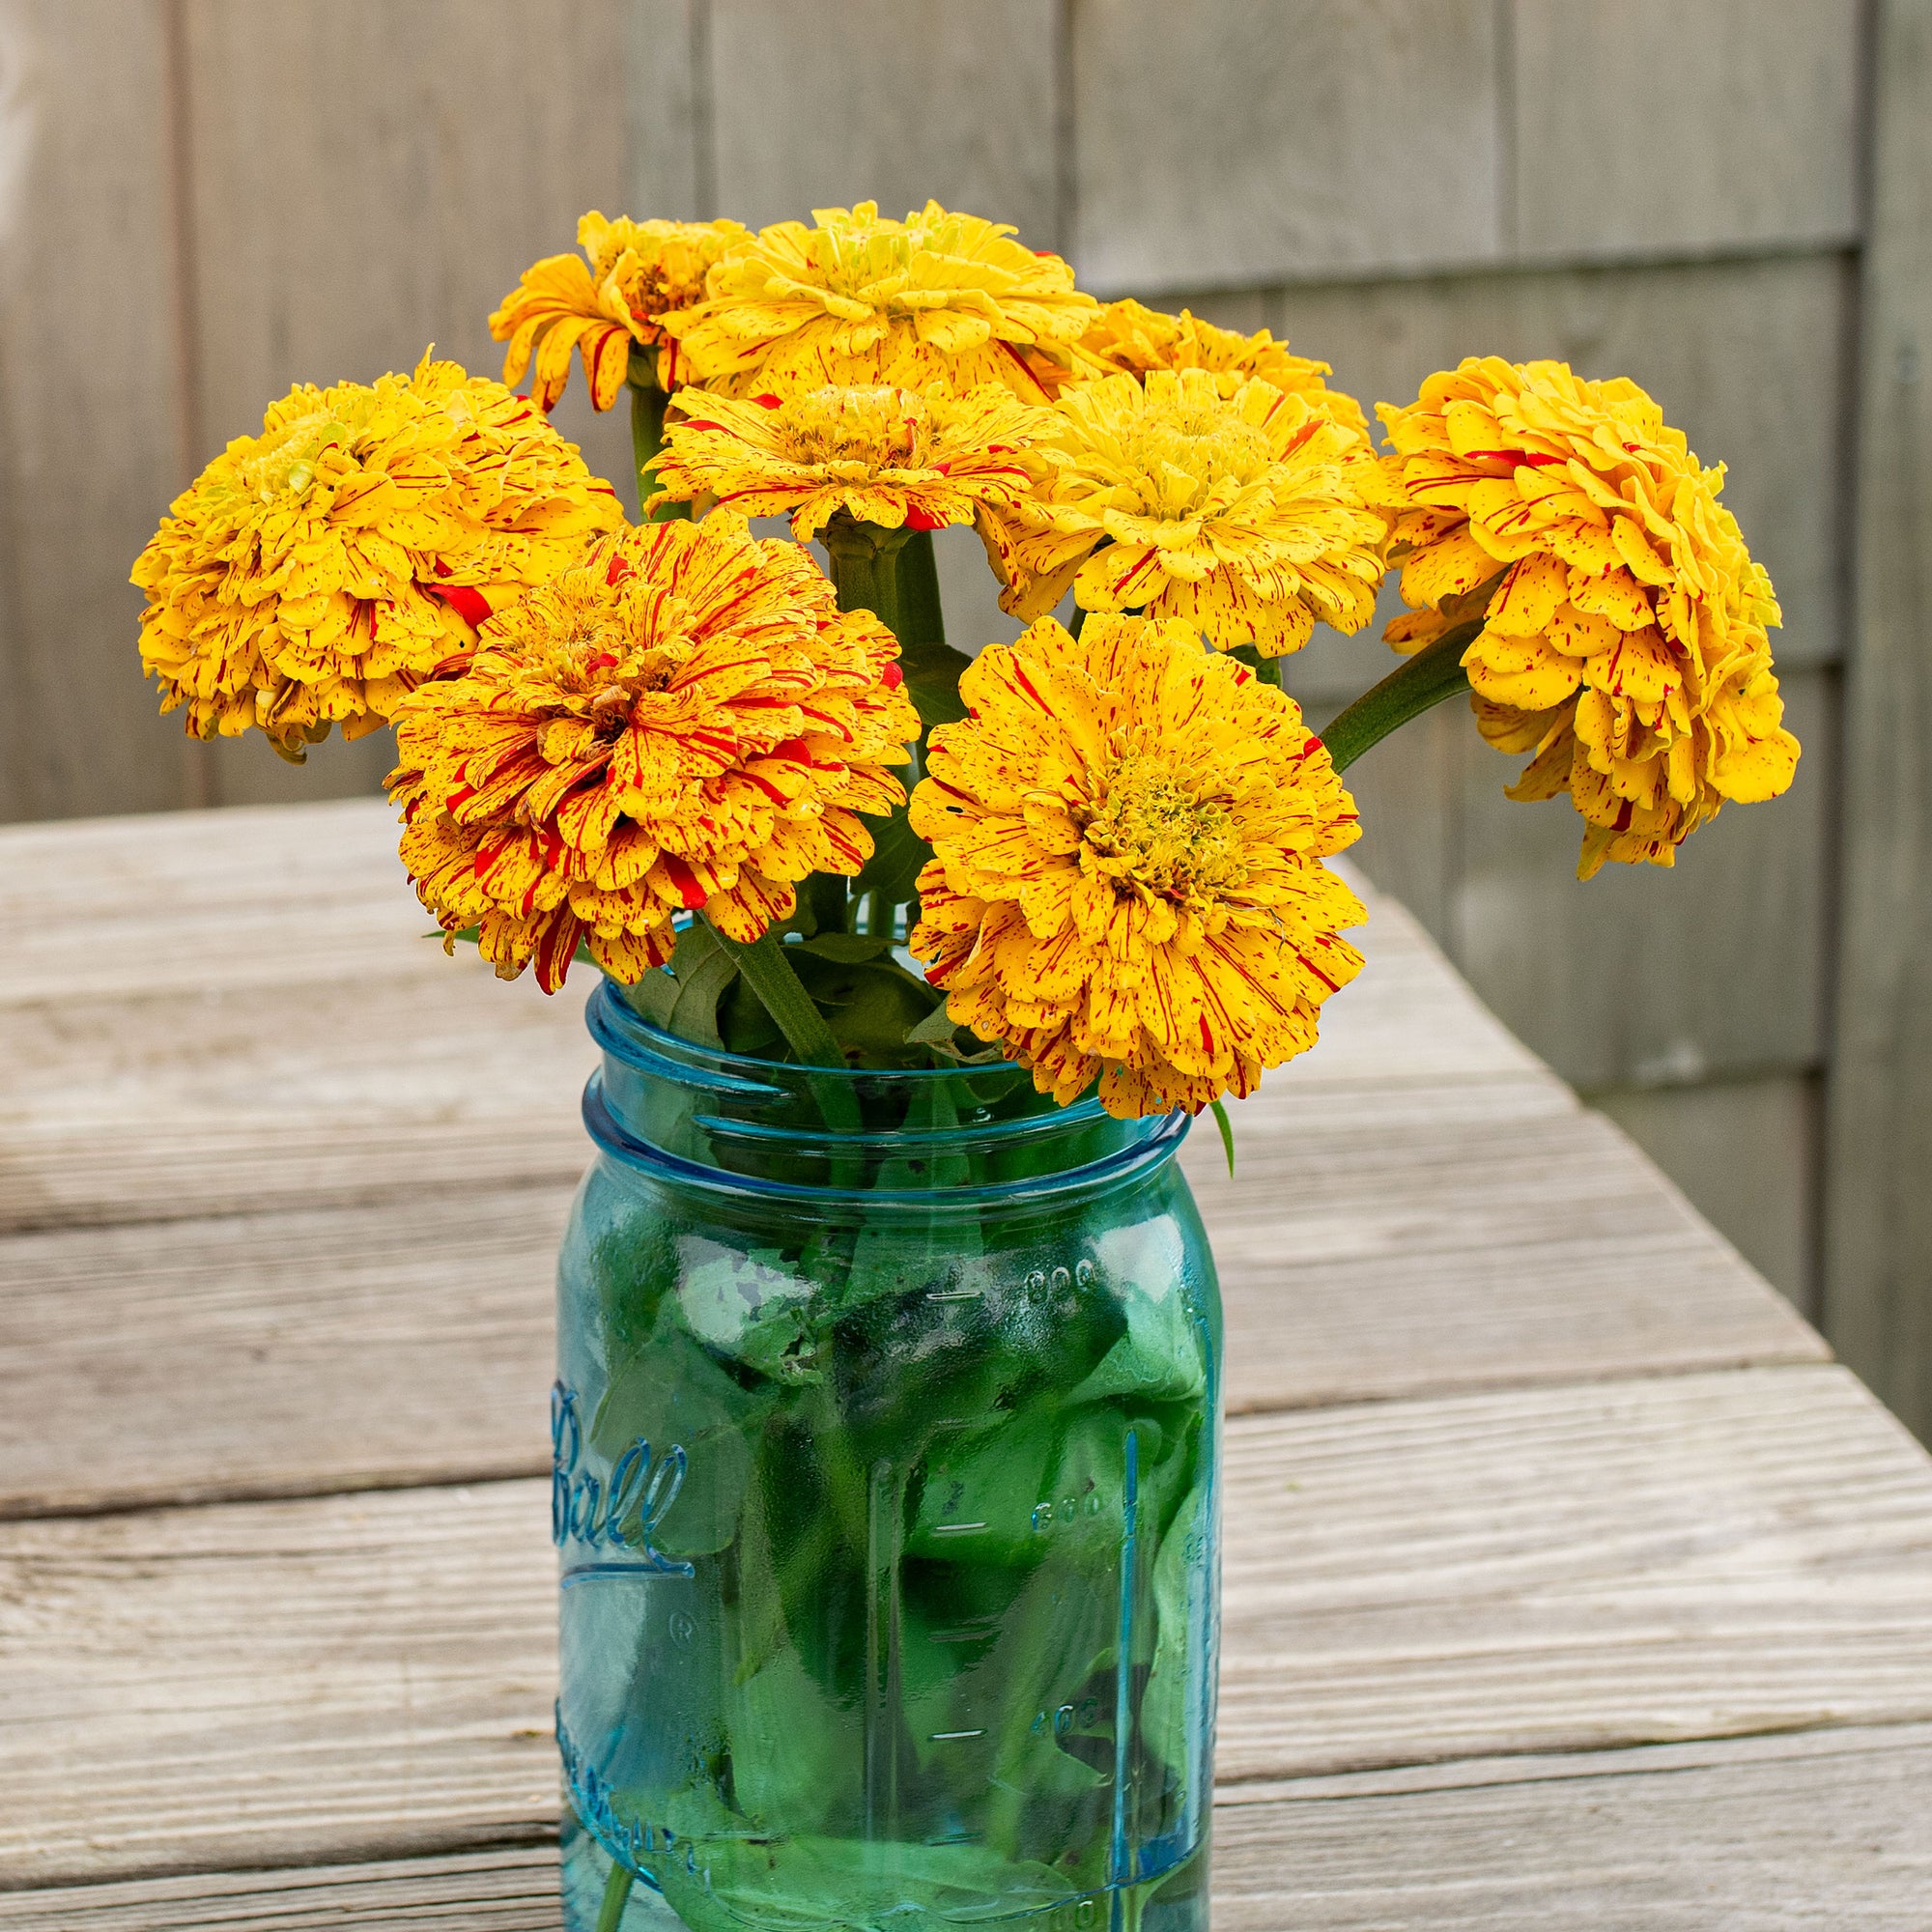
[925, 1287, 984, 1301]
[930, 1728, 986, 1742]
[931, 1520, 988, 1536]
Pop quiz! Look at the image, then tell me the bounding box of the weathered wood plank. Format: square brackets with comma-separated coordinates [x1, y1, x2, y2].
[178, 0, 635, 809]
[1824, 0, 1932, 1448]
[707, 0, 1059, 243]
[0, 1085, 1819, 1519]
[0, 1187, 569, 1518]
[12, 1724, 1932, 1926]
[1595, 1074, 1820, 1316]
[4, 1367, 1928, 1889]
[1216, 1366, 1932, 1781]
[0, 0, 196, 822]
[1511, 0, 1863, 262]
[1072, 0, 1504, 295]
[1213, 1723, 1932, 1930]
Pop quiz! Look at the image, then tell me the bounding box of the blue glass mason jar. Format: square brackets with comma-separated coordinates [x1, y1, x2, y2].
[555, 979, 1222, 1932]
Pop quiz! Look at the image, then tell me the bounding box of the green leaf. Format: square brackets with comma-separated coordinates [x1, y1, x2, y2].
[850, 805, 930, 909]
[897, 636, 974, 737]
[904, 1000, 965, 1046]
[792, 870, 849, 939]
[666, 931, 737, 1047]
[1208, 1097, 1236, 1176]
[786, 953, 944, 1063]
[793, 931, 895, 964]
[619, 959, 680, 1028]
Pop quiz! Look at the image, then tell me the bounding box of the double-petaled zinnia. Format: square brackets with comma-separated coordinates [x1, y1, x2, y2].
[647, 383, 1052, 542]
[980, 368, 1392, 657]
[491, 213, 751, 411]
[1378, 357, 1800, 877]
[1075, 298, 1372, 437]
[132, 353, 621, 757]
[387, 513, 919, 992]
[658, 201, 1099, 402]
[908, 612, 1366, 1119]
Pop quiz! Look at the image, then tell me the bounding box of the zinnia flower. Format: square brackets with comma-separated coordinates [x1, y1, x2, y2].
[647, 383, 1051, 542]
[908, 612, 1366, 1119]
[658, 201, 1098, 402]
[388, 513, 919, 992]
[1074, 298, 1371, 437]
[980, 368, 1393, 657]
[1378, 356, 1801, 878]
[131, 353, 622, 757]
[490, 213, 751, 410]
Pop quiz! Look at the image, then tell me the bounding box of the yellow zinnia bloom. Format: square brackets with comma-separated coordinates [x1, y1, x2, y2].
[1379, 357, 1801, 878]
[908, 612, 1366, 1119]
[647, 383, 1051, 542]
[658, 201, 1099, 403]
[490, 213, 751, 410]
[1074, 298, 1371, 438]
[131, 353, 621, 757]
[980, 368, 1393, 657]
[388, 513, 919, 993]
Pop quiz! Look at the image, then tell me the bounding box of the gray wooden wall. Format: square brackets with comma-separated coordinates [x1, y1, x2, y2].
[2, 3, 1926, 1433]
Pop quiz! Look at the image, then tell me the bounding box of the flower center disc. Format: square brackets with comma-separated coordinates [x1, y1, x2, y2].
[1082, 753, 1246, 900]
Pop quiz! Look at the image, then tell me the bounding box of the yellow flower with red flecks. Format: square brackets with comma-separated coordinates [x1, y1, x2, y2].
[657, 201, 1099, 403]
[491, 213, 751, 411]
[131, 352, 622, 758]
[647, 384, 1054, 543]
[1072, 298, 1372, 438]
[978, 368, 1395, 658]
[1378, 356, 1800, 878]
[387, 513, 919, 993]
[907, 612, 1366, 1119]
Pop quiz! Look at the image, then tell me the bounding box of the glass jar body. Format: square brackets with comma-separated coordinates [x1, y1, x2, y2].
[556, 985, 1222, 1932]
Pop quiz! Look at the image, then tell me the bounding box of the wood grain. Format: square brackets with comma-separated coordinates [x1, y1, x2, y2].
[707, 0, 1059, 243]
[0, 1079, 1819, 1519]
[12, 1725, 1932, 1927]
[1824, 0, 1932, 1448]
[0, 0, 196, 821]
[1071, 0, 1504, 294]
[5, 1368, 1928, 1890]
[1213, 1722, 1932, 1930]
[1511, 0, 1863, 262]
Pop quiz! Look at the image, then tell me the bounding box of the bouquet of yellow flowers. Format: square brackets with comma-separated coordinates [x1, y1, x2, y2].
[130, 198, 1803, 1932]
[134, 201, 1799, 1125]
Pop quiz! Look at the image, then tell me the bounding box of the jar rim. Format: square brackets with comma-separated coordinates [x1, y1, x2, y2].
[581, 1070, 1188, 1208]
[581, 980, 1190, 1204]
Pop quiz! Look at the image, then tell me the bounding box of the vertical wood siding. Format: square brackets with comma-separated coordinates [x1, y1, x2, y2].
[0, 2, 1913, 1421]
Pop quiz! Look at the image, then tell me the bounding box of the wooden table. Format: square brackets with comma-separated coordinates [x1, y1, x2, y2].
[2, 798, 1930, 1928]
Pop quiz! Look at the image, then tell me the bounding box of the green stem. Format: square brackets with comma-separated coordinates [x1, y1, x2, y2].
[596, 1862, 634, 1932]
[1319, 617, 1484, 774]
[702, 921, 848, 1068]
[629, 377, 690, 524]
[820, 514, 912, 638]
[895, 526, 946, 646]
